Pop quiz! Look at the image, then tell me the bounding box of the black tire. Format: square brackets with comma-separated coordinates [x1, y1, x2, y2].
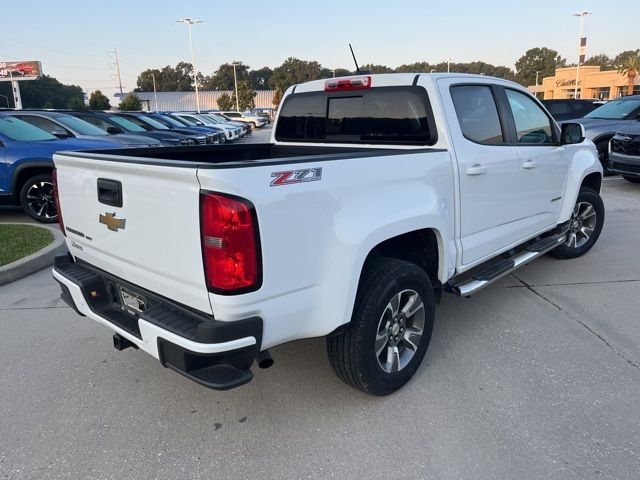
[623, 175, 640, 184]
[19, 173, 57, 223]
[595, 140, 614, 176]
[327, 258, 435, 396]
[548, 187, 604, 259]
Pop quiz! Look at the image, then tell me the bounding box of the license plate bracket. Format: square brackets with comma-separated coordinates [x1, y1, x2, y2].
[117, 285, 147, 316]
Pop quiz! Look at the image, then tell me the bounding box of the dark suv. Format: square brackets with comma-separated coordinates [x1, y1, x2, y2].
[541, 99, 602, 121]
[609, 123, 640, 183]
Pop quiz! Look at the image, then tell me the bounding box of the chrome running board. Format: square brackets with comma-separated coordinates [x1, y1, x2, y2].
[447, 234, 566, 297]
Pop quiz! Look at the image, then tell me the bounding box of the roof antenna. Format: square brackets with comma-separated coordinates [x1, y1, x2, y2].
[349, 44, 361, 73]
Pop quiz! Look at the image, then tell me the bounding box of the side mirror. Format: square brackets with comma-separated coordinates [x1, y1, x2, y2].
[195, 120, 204, 126]
[106, 126, 123, 134]
[51, 129, 72, 139]
[560, 122, 585, 145]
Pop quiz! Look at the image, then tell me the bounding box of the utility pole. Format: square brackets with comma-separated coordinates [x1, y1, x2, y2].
[572, 11, 591, 99]
[107, 49, 123, 95]
[177, 18, 203, 113]
[232, 62, 240, 111]
[151, 73, 159, 112]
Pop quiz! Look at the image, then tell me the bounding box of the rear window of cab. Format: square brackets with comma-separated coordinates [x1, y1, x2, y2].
[275, 86, 437, 145]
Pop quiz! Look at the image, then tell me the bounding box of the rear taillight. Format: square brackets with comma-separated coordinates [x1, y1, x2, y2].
[324, 75, 372, 92]
[51, 168, 65, 236]
[200, 192, 261, 293]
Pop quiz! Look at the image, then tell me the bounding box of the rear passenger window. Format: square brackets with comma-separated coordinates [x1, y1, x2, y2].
[451, 85, 504, 144]
[505, 89, 553, 144]
[276, 86, 435, 145]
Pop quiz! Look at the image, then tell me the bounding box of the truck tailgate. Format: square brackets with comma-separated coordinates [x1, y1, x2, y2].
[54, 153, 211, 315]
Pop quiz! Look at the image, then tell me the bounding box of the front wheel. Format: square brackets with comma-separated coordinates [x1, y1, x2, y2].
[326, 258, 435, 396]
[19, 173, 57, 223]
[623, 175, 640, 184]
[549, 187, 604, 259]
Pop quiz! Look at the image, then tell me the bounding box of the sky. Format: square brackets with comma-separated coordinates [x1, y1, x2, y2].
[1, 0, 638, 102]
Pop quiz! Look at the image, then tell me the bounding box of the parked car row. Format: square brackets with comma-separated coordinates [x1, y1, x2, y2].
[545, 95, 640, 180]
[0, 108, 264, 223]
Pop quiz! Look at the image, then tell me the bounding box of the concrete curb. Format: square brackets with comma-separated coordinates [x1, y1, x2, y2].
[0, 223, 66, 286]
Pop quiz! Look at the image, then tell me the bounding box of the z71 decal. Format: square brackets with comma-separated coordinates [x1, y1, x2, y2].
[270, 167, 322, 187]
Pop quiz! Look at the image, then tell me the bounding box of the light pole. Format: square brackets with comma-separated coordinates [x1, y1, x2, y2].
[572, 11, 591, 99]
[446, 58, 453, 73]
[177, 18, 204, 113]
[151, 73, 159, 112]
[535, 70, 540, 86]
[232, 62, 240, 112]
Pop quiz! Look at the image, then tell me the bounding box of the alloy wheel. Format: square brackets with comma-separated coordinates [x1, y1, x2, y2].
[565, 201, 597, 248]
[375, 289, 425, 373]
[26, 181, 57, 220]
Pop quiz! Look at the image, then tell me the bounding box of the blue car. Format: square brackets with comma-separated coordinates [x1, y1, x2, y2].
[0, 115, 117, 223]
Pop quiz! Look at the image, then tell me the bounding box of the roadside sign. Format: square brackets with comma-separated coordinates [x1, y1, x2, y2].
[0, 61, 43, 81]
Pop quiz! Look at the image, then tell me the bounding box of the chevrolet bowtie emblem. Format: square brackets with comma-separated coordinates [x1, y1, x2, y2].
[99, 212, 126, 232]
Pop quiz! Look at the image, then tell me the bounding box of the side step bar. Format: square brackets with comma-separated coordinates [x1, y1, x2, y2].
[447, 233, 566, 297]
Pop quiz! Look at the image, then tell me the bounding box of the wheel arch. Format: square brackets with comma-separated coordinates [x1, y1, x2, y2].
[12, 162, 54, 195]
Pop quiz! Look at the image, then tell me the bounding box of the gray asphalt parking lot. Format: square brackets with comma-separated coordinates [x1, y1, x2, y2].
[1, 158, 639, 478]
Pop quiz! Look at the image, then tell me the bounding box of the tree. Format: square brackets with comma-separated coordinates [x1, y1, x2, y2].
[515, 48, 566, 86]
[617, 53, 640, 96]
[134, 62, 199, 92]
[202, 62, 250, 91]
[0, 74, 84, 109]
[248, 66, 273, 90]
[584, 54, 613, 70]
[613, 50, 640, 69]
[67, 97, 87, 111]
[270, 58, 323, 92]
[89, 90, 111, 110]
[272, 88, 284, 107]
[395, 62, 432, 73]
[359, 64, 394, 74]
[217, 93, 234, 110]
[119, 93, 142, 111]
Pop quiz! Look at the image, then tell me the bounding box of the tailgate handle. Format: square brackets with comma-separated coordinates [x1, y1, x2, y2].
[97, 178, 123, 208]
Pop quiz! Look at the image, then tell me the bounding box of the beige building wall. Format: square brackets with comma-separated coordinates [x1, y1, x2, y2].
[528, 66, 640, 100]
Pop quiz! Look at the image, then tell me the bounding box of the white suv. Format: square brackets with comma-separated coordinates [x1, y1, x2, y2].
[220, 111, 267, 128]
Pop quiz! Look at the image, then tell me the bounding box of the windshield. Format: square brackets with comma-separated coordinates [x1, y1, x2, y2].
[107, 115, 146, 132]
[0, 116, 57, 141]
[585, 99, 640, 120]
[54, 114, 108, 135]
[136, 115, 168, 130]
[175, 115, 199, 125]
[200, 114, 224, 124]
[154, 114, 186, 128]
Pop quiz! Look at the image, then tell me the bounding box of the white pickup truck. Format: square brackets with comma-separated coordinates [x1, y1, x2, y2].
[52, 73, 604, 396]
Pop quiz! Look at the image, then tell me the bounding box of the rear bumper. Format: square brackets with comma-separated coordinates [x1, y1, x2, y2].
[609, 152, 640, 177]
[52, 254, 263, 390]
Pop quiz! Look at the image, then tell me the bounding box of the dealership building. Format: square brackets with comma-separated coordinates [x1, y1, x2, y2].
[117, 90, 276, 112]
[528, 66, 640, 100]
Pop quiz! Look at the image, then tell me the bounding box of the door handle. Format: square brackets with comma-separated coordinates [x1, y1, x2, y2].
[466, 164, 487, 176]
[522, 160, 537, 170]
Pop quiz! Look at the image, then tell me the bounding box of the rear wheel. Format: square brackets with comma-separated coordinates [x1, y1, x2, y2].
[549, 187, 604, 259]
[623, 175, 640, 184]
[19, 173, 57, 223]
[327, 258, 435, 396]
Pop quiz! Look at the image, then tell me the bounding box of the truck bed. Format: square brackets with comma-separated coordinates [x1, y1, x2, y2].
[59, 143, 435, 169]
